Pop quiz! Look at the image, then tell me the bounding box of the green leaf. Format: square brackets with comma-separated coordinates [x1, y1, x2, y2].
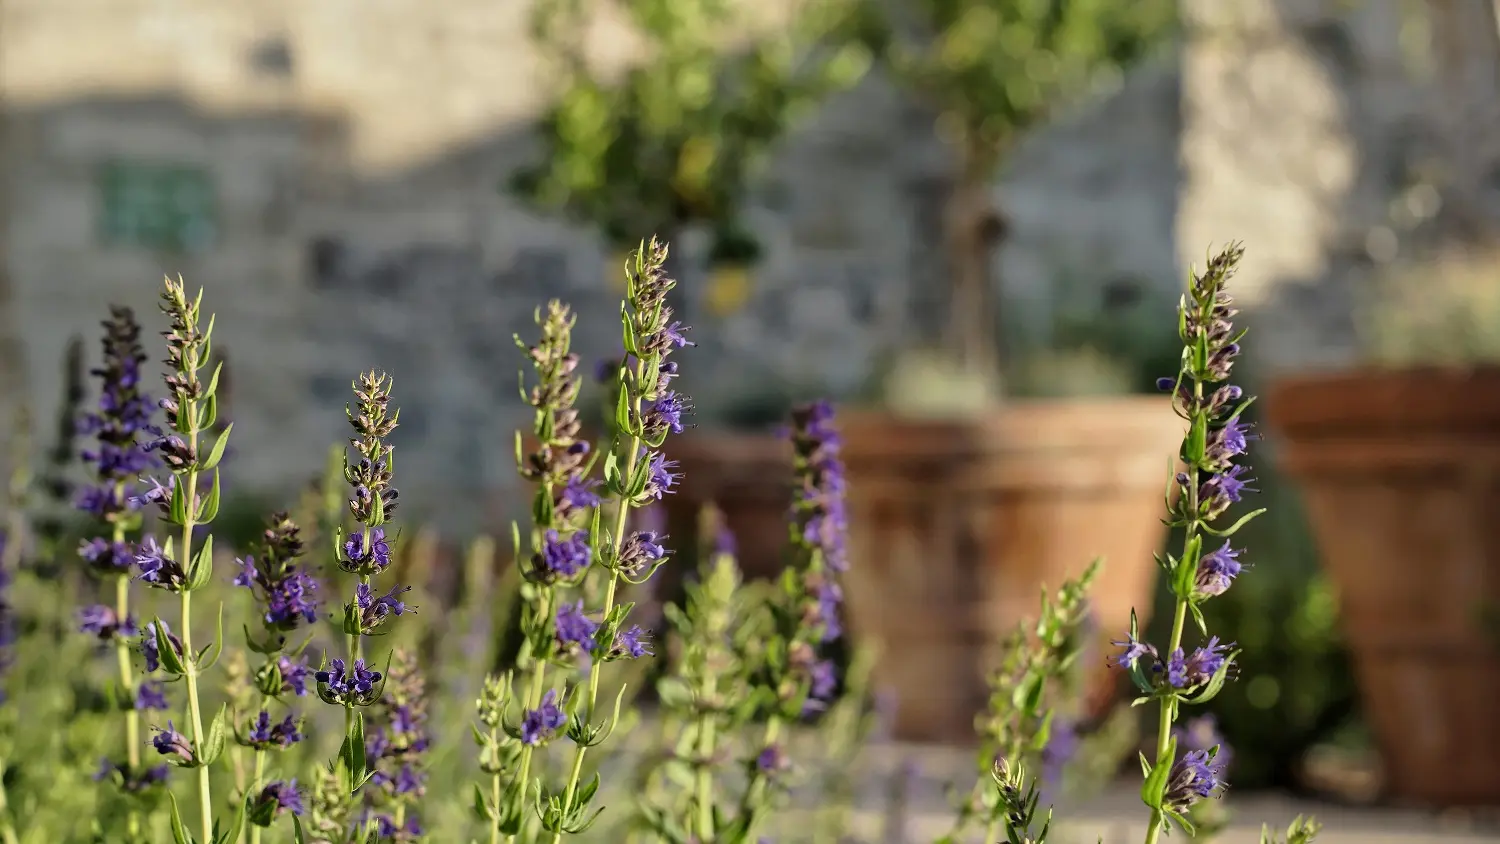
[169, 476, 189, 525]
[215, 794, 248, 844]
[201, 703, 230, 766]
[292, 816, 307, 844]
[199, 422, 234, 471]
[154, 617, 188, 676]
[203, 360, 225, 399]
[187, 533, 215, 591]
[1139, 737, 1177, 811]
[200, 393, 218, 431]
[473, 782, 496, 821]
[341, 710, 368, 794]
[199, 603, 227, 671]
[614, 375, 634, 437]
[168, 793, 194, 844]
[198, 469, 222, 524]
[1199, 507, 1268, 538]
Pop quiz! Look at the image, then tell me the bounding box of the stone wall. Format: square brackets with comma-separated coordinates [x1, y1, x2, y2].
[1, 0, 1480, 532]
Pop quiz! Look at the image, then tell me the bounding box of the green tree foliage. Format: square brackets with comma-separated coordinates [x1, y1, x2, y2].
[514, 0, 872, 263]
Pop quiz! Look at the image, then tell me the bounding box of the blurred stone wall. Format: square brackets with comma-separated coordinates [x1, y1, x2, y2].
[0, 0, 1486, 531]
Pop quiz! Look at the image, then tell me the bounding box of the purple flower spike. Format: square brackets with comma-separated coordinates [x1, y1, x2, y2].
[520, 689, 568, 746]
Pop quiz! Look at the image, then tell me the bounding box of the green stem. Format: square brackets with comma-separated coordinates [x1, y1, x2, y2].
[179, 459, 214, 844]
[735, 715, 784, 840]
[1144, 381, 1204, 844]
[1143, 603, 1188, 844]
[690, 678, 719, 841]
[249, 749, 267, 844]
[112, 526, 144, 839]
[551, 415, 643, 844]
[504, 615, 554, 844]
[346, 574, 369, 742]
[489, 729, 504, 844]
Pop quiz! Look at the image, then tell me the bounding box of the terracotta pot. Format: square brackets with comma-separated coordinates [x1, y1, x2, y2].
[664, 430, 794, 588]
[1266, 367, 1500, 806]
[839, 398, 1183, 743]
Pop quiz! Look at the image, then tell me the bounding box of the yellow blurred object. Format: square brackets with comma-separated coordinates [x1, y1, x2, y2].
[705, 263, 752, 316]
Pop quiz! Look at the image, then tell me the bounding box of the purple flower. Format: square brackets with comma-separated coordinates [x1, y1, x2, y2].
[1200, 464, 1254, 517]
[1206, 417, 1252, 465]
[78, 604, 137, 640]
[756, 743, 789, 775]
[374, 815, 423, 841]
[352, 582, 414, 634]
[246, 710, 303, 749]
[1040, 718, 1080, 792]
[93, 758, 169, 792]
[315, 657, 383, 706]
[554, 600, 599, 651]
[520, 689, 567, 746]
[78, 538, 134, 575]
[135, 680, 170, 711]
[150, 722, 194, 764]
[1175, 715, 1233, 774]
[714, 523, 737, 558]
[538, 530, 591, 579]
[558, 473, 601, 515]
[789, 401, 848, 573]
[617, 530, 666, 577]
[610, 625, 653, 659]
[1110, 632, 1159, 671]
[253, 779, 304, 819]
[641, 449, 680, 499]
[642, 390, 690, 438]
[134, 536, 186, 591]
[1163, 748, 1227, 813]
[276, 655, 314, 697]
[343, 528, 392, 573]
[75, 306, 159, 519]
[234, 555, 320, 631]
[1195, 541, 1244, 598]
[1164, 637, 1233, 689]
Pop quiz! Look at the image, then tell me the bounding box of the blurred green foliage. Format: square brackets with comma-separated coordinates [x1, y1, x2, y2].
[863, 0, 1176, 171]
[848, 0, 1177, 370]
[514, 0, 872, 261]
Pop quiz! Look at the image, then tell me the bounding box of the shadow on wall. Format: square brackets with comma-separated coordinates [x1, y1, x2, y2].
[0, 77, 932, 534]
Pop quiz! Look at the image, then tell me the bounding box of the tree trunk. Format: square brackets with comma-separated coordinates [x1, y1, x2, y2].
[943, 140, 1005, 381]
[1427, 0, 1500, 239]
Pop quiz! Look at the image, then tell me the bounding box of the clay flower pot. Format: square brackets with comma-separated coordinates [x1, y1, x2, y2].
[663, 430, 794, 587]
[1266, 367, 1500, 806]
[838, 397, 1183, 743]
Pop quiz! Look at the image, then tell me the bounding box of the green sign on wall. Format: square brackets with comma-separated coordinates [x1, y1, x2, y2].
[97, 160, 218, 253]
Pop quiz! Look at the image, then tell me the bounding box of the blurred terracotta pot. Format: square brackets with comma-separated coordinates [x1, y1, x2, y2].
[1266, 367, 1500, 806]
[663, 431, 793, 590]
[839, 398, 1182, 743]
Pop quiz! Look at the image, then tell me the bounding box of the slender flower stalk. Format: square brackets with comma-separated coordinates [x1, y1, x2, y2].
[314, 371, 408, 839]
[363, 647, 430, 840]
[497, 299, 597, 843]
[140, 277, 236, 843]
[551, 239, 689, 843]
[729, 400, 849, 841]
[73, 306, 163, 840]
[233, 513, 318, 842]
[1113, 245, 1260, 842]
[634, 518, 739, 843]
[945, 562, 1097, 844]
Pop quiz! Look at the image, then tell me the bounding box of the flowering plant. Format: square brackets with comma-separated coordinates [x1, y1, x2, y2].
[0, 239, 1328, 844]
